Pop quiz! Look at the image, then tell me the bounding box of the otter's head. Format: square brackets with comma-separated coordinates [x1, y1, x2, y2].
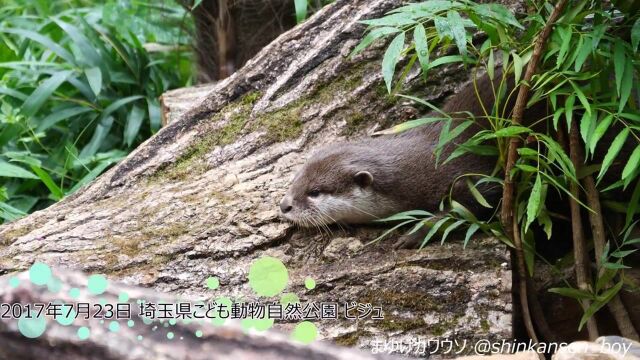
[279, 145, 391, 227]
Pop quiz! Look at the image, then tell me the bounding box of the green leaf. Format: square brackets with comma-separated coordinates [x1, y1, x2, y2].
[370, 219, 415, 244]
[589, 114, 614, 155]
[526, 175, 543, 230]
[102, 95, 144, 120]
[53, 18, 102, 67]
[414, 24, 430, 75]
[0, 201, 26, 222]
[538, 209, 552, 239]
[360, 14, 415, 27]
[467, 179, 492, 208]
[613, 40, 625, 96]
[376, 210, 433, 222]
[447, 10, 467, 58]
[473, 3, 523, 29]
[622, 146, 640, 183]
[148, 97, 161, 133]
[426, 55, 464, 70]
[294, 0, 308, 23]
[564, 94, 575, 127]
[597, 128, 629, 182]
[381, 32, 405, 93]
[548, 287, 593, 300]
[350, 27, 400, 57]
[492, 126, 530, 137]
[124, 105, 146, 147]
[626, 179, 640, 228]
[0, 28, 76, 64]
[37, 106, 93, 132]
[68, 159, 120, 194]
[463, 223, 480, 248]
[556, 25, 572, 67]
[373, 117, 445, 135]
[632, 18, 640, 52]
[571, 81, 591, 115]
[419, 217, 449, 248]
[30, 166, 63, 200]
[578, 281, 622, 331]
[85, 67, 102, 96]
[0, 86, 27, 101]
[0, 161, 38, 179]
[487, 49, 494, 80]
[574, 37, 591, 71]
[441, 219, 466, 244]
[22, 70, 73, 117]
[579, 111, 595, 147]
[79, 116, 115, 159]
[619, 56, 633, 113]
[512, 52, 523, 85]
[595, 268, 618, 294]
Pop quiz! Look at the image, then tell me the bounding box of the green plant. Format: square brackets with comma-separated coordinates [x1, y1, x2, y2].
[294, 0, 334, 23]
[0, 0, 194, 222]
[353, 0, 640, 340]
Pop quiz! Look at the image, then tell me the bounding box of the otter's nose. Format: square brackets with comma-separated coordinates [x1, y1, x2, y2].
[280, 197, 293, 214]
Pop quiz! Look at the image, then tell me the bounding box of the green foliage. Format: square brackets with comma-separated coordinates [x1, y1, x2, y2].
[0, 0, 194, 222]
[356, 0, 640, 329]
[294, 0, 334, 24]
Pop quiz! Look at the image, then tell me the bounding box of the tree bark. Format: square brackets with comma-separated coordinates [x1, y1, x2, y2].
[0, 0, 517, 357]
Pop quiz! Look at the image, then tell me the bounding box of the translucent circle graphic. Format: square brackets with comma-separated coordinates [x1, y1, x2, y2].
[291, 321, 317, 344]
[29, 262, 52, 286]
[248, 256, 288, 297]
[18, 311, 46, 338]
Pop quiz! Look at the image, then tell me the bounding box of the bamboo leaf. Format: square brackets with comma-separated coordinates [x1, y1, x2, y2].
[124, 105, 145, 147]
[414, 24, 430, 75]
[447, 10, 467, 58]
[597, 128, 629, 182]
[526, 175, 543, 229]
[22, 70, 73, 117]
[512, 52, 523, 85]
[619, 56, 633, 113]
[84, 67, 102, 96]
[632, 18, 640, 52]
[613, 40, 625, 96]
[350, 27, 400, 57]
[578, 281, 622, 331]
[466, 179, 492, 208]
[589, 114, 614, 155]
[382, 32, 405, 93]
[294, 0, 308, 23]
[0, 161, 38, 179]
[463, 223, 480, 248]
[548, 287, 593, 300]
[622, 146, 640, 183]
[30, 166, 63, 200]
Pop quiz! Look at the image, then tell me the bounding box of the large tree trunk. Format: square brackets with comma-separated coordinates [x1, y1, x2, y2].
[0, 0, 517, 358]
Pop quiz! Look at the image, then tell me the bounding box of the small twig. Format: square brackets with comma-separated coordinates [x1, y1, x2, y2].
[568, 120, 599, 340]
[500, 0, 569, 344]
[579, 146, 639, 340]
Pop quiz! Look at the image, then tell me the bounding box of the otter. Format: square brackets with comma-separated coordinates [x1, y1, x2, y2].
[278, 71, 544, 246]
[281, 72, 521, 221]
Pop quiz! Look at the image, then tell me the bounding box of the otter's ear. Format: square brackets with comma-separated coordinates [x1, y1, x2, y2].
[354, 171, 373, 188]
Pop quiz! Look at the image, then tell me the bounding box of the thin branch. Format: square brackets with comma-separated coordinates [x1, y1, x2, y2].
[580, 148, 638, 339]
[500, 0, 569, 344]
[568, 120, 599, 340]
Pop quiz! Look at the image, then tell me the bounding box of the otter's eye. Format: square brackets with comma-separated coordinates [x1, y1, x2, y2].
[307, 190, 321, 198]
